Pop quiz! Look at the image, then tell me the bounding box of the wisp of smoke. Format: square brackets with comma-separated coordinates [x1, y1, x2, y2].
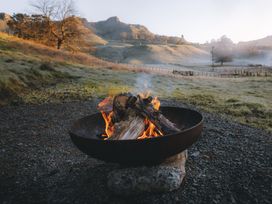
[133, 73, 155, 95]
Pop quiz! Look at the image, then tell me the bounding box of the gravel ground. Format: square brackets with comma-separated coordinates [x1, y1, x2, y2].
[0, 100, 271, 204]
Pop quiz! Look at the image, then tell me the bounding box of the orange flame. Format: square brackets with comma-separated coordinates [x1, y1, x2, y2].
[152, 96, 160, 111]
[101, 111, 114, 137]
[138, 97, 163, 139]
[98, 95, 163, 140]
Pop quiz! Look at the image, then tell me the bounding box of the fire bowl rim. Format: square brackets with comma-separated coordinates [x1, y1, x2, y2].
[69, 106, 203, 142]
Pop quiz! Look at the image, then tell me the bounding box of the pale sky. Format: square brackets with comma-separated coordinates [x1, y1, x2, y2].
[2, 0, 272, 43]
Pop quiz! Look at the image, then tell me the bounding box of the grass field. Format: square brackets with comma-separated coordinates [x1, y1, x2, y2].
[19, 68, 272, 132]
[0, 32, 271, 132]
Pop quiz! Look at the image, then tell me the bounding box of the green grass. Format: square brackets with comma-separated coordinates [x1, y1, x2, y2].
[1, 50, 271, 132]
[16, 70, 272, 132]
[0, 51, 80, 105]
[0, 32, 271, 132]
[149, 75, 272, 132]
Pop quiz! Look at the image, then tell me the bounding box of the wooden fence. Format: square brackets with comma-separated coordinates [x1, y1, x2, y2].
[119, 63, 272, 78]
[95, 57, 272, 78]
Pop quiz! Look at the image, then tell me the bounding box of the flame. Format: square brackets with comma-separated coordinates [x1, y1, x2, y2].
[98, 96, 115, 138]
[138, 97, 163, 139]
[98, 94, 163, 140]
[97, 96, 113, 112]
[101, 111, 114, 137]
[98, 98, 110, 108]
[152, 96, 160, 111]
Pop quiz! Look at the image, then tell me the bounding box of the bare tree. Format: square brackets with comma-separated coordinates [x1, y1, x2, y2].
[30, 0, 57, 19]
[30, 0, 90, 50]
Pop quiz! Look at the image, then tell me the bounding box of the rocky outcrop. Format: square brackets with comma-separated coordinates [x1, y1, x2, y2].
[87, 16, 187, 44]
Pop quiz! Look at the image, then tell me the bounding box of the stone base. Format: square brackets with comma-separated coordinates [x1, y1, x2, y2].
[107, 151, 187, 196]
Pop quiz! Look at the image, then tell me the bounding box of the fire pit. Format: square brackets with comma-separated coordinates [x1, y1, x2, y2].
[69, 106, 203, 165]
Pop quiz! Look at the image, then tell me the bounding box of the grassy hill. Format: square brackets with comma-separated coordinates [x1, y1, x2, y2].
[0, 32, 132, 105]
[87, 17, 208, 64]
[87, 16, 186, 44]
[238, 35, 272, 48]
[95, 42, 208, 64]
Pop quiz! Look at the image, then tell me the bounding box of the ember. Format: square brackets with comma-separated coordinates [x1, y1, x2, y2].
[97, 93, 180, 140]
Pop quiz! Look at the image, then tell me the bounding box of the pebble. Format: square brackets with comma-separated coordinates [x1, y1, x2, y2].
[0, 100, 271, 203]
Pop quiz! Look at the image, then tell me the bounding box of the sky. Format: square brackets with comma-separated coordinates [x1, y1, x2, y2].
[1, 0, 272, 43]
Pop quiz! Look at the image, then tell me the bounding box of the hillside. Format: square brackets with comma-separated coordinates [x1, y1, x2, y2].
[86, 16, 209, 64]
[87, 16, 186, 44]
[86, 32, 107, 46]
[1, 14, 208, 65]
[238, 35, 272, 48]
[95, 41, 208, 64]
[0, 32, 128, 105]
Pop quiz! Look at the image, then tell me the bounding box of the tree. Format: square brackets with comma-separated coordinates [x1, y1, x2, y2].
[31, 0, 91, 50]
[214, 52, 233, 66]
[8, 0, 91, 51]
[8, 14, 29, 38]
[211, 35, 234, 66]
[8, 14, 49, 42]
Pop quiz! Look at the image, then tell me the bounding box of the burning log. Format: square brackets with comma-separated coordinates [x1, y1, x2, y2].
[131, 95, 180, 135]
[112, 93, 135, 122]
[108, 116, 145, 140]
[97, 96, 113, 112]
[97, 92, 181, 140]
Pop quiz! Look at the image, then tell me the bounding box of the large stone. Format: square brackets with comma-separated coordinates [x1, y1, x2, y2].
[107, 151, 187, 195]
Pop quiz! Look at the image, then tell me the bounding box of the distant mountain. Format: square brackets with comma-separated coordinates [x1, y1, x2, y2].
[238, 36, 272, 48]
[86, 16, 187, 44]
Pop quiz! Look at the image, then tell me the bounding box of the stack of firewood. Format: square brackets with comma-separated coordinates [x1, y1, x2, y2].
[97, 93, 181, 140]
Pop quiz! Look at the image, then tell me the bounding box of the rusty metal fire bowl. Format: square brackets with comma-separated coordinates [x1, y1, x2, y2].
[69, 106, 203, 165]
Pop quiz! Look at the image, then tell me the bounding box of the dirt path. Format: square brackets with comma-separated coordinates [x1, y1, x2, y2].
[0, 100, 271, 204]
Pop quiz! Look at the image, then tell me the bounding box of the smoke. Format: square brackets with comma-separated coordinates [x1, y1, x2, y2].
[132, 72, 176, 98]
[133, 72, 155, 95]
